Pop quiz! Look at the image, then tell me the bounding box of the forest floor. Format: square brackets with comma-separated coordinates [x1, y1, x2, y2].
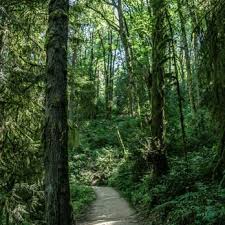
[77, 186, 139, 225]
[71, 118, 225, 225]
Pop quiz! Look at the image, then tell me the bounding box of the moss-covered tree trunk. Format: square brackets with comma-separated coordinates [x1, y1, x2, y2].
[167, 11, 187, 158]
[0, 11, 5, 130]
[44, 0, 72, 224]
[0, 16, 3, 225]
[177, 0, 196, 114]
[205, 0, 225, 181]
[0, 15, 4, 70]
[150, 0, 168, 177]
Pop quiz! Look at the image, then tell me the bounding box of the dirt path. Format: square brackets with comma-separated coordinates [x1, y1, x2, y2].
[77, 186, 139, 225]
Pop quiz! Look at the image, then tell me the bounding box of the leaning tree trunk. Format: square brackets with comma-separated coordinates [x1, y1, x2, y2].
[44, 0, 72, 225]
[150, 0, 168, 177]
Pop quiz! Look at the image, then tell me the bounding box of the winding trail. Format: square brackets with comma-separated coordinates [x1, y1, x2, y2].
[78, 186, 139, 225]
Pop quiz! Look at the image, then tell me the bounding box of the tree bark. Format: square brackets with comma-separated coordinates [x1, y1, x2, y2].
[98, 31, 110, 118]
[150, 0, 168, 177]
[167, 11, 187, 158]
[0, 13, 5, 221]
[0, 10, 6, 176]
[106, 30, 113, 119]
[116, 0, 134, 116]
[213, 125, 225, 180]
[0, 15, 4, 70]
[177, 0, 196, 114]
[44, 0, 72, 224]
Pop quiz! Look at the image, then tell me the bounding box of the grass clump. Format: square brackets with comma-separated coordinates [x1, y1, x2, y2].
[70, 182, 96, 219]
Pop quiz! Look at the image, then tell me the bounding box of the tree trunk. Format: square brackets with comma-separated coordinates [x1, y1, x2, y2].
[0, 10, 5, 179]
[150, 0, 168, 177]
[0, 16, 4, 71]
[98, 31, 110, 119]
[167, 11, 187, 158]
[189, 0, 201, 108]
[106, 30, 113, 119]
[117, 0, 134, 116]
[44, 0, 72, 224]
[213, 124, 225, 180]
[177, 0, 196, 114]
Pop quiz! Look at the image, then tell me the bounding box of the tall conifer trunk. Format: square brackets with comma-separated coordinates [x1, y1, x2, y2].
[150, 0, 168, 177]
[0, 11, 5, 225]
[44, 0, 72, 224]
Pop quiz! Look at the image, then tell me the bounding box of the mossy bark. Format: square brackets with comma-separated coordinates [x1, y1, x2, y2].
[167, 11, 187, 159]
[177, 0, 196, 114]
[213, 125, 225, 180]
[203, 1, 225, 181]
[150, 0, 168, 177]
[44, 0, 72, 225]
[0, 16, 4, 70]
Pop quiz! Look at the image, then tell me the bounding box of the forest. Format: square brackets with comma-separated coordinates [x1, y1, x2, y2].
[0, 0, 225, 224]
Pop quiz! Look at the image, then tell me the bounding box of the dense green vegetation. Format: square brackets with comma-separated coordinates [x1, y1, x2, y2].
[1, 0, 225, 224]
[70, 182, 95, 220]
[73, 117, 225, 225]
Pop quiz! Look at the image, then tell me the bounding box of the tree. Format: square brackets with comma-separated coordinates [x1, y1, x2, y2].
[199, 0, 225, 180]
[177, 0, 196, 114]
[116, 0, 135, 116]
[149, 0, 168, 176]
[44, 0, 72, 224]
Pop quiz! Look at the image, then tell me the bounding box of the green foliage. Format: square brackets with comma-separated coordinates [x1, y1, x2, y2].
[110, 147, 225, 225]
[74, 115, 225, 225]
[1, 0, 225, 224]
[70, 182, 96, 219]
[0, 183, 45, 225]
[70, 117, 148, 184]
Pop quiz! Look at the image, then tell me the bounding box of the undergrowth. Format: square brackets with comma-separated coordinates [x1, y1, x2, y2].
[72, 116, 225, 225]
[70, 181, 96, 220]
[110, 148, 225, 225]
